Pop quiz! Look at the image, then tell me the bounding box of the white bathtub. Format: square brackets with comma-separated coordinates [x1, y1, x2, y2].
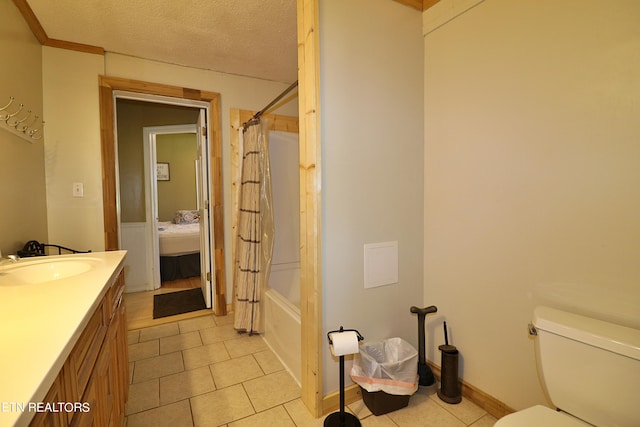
[268, 262, 300, 307]
[264, 262, 301, 385]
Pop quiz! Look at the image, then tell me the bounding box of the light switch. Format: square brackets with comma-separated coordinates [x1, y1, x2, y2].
[73, 182, 84, 197]
[364, 241, 398, 289]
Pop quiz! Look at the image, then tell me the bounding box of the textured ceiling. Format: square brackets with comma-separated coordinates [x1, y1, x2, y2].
[26, 0, 298, 83]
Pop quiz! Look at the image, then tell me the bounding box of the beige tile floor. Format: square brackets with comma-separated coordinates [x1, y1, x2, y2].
[125, 313, 497, 427]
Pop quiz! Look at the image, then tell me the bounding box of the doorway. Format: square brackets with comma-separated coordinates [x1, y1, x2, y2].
[99, 76, 227, 315]
[146, 124, 211, 289]
[117, 99, 213, 308]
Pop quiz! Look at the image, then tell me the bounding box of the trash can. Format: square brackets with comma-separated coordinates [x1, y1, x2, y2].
[350, 337, 419, 415]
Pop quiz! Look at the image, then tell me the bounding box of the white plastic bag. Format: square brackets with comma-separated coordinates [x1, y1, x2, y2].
[350, 337, 419, 396]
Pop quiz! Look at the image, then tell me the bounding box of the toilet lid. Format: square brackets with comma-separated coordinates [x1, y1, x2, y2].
[495, 405, 590, 427]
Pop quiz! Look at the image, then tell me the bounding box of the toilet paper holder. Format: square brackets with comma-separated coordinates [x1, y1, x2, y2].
[327, 326, 364, 347]
[325, 326, 364, 427]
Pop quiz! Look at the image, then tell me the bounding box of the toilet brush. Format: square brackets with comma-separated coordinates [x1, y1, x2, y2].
[437, 321, 461, 404]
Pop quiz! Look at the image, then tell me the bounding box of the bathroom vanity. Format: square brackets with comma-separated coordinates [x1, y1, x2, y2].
[0, 251, 128, 427]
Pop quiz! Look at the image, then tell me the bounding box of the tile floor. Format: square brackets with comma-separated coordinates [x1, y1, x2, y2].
[125, 313, 497, 426]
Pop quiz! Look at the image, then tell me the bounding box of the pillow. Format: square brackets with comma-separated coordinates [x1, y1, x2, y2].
[173, 210, 199, 224]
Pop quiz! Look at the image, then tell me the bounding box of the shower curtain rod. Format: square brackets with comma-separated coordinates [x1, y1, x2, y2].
[243, 80, 298, 131]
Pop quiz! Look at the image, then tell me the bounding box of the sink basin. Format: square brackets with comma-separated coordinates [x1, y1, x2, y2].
[0, 257, 99, 285]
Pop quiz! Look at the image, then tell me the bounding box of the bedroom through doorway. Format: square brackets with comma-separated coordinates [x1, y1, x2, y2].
[115, 97, 214, 310]
[145, 125, 202, 291]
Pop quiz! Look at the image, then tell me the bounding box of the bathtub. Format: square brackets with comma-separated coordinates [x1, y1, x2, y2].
[264, 262, 301, 385]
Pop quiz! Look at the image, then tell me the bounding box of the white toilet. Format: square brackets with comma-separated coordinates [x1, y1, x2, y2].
[496, 306, 640, 427]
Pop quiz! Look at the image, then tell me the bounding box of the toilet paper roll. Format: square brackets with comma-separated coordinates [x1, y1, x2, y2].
[329, 331, 359, 356]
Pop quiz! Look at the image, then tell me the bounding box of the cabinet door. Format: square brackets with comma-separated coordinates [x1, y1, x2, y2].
[95, 339, 113, 427]
[117, 301, 129, 406]
[29, 375, 66, 427]
[68, 302, 107, 402]
[69, 375, 97, 427]
[105, 279, 128, 427]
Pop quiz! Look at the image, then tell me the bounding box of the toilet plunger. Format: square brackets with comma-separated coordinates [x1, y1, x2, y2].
[410, 305, 438, 386]
[437, 321, 462, 404]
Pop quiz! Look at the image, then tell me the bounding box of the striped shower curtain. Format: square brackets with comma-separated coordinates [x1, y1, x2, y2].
[234, 119, 274, 334]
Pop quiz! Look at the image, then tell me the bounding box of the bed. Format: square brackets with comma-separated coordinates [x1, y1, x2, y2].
[158, 210, 201, 281]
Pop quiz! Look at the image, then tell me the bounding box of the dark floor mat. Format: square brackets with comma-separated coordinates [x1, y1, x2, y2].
[153, 288, 206, 319]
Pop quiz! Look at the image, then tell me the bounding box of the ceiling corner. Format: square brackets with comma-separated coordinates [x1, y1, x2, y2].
[391, 0, 440, 12]
[422, 0, 441, 12]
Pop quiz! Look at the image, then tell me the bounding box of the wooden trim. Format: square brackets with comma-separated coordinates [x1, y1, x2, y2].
[297, 0, 323, 418]
[13, 0, 105, 55]
[98, 76, 227, 315]
[208, 97, 226, 316]
[321, 384, 362, 414]
[229, 109, 299, 317]
[238, 110, 300, 133]
[393, 0, 424, 10]
[427, 361, 515, 419]
[229, 109, 241, 320]
[423, 0, 441, 11]
[392, 0, 441, 11]
[44, 38, 104, 55]
[12, 0, 48, 44]
[99, 82, 118, 252]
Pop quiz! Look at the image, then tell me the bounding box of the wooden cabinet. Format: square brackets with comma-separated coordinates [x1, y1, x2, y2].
[29, 269, 128, 427]
[28, 375, 68, 427]
[67, 300, 107, 407]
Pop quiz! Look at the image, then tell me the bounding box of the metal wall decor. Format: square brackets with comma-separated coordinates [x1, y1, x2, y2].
[0, 96, 45, 142]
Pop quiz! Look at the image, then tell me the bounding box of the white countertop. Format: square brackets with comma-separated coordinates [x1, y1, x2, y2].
[0, 251, 127, 427]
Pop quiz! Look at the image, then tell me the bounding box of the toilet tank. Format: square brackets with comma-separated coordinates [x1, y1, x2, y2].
[533, 306, 640, 427]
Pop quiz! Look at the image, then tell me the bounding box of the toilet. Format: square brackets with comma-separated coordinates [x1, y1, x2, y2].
[496, 306, 640, 427]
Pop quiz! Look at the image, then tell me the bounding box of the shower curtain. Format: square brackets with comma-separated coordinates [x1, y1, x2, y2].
[234, 119, 274, 334]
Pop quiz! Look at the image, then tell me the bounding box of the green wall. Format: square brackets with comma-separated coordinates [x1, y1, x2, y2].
[156, 133, 197, 222]
[116, 99, 199, 222]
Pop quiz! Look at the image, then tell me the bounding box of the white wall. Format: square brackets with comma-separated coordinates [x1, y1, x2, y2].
[320, 0, 424, 394]
[42, 49, 298, 302]
[0, 1, 48, 256]
[423, 0, 640, 410]
[42, 47, 105, 253]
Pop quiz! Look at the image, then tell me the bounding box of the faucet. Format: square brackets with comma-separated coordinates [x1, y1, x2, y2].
[0, 254, 20, 266]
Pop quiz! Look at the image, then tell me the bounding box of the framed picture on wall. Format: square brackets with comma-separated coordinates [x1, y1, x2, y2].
[157, 163, 170, 181]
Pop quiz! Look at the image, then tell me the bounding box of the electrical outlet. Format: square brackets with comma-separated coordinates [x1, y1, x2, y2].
[73, 182, 84, 197]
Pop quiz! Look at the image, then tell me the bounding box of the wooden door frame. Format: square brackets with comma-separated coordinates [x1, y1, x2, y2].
[98, 75, 227, 315]
[297, 0, 323, 417]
